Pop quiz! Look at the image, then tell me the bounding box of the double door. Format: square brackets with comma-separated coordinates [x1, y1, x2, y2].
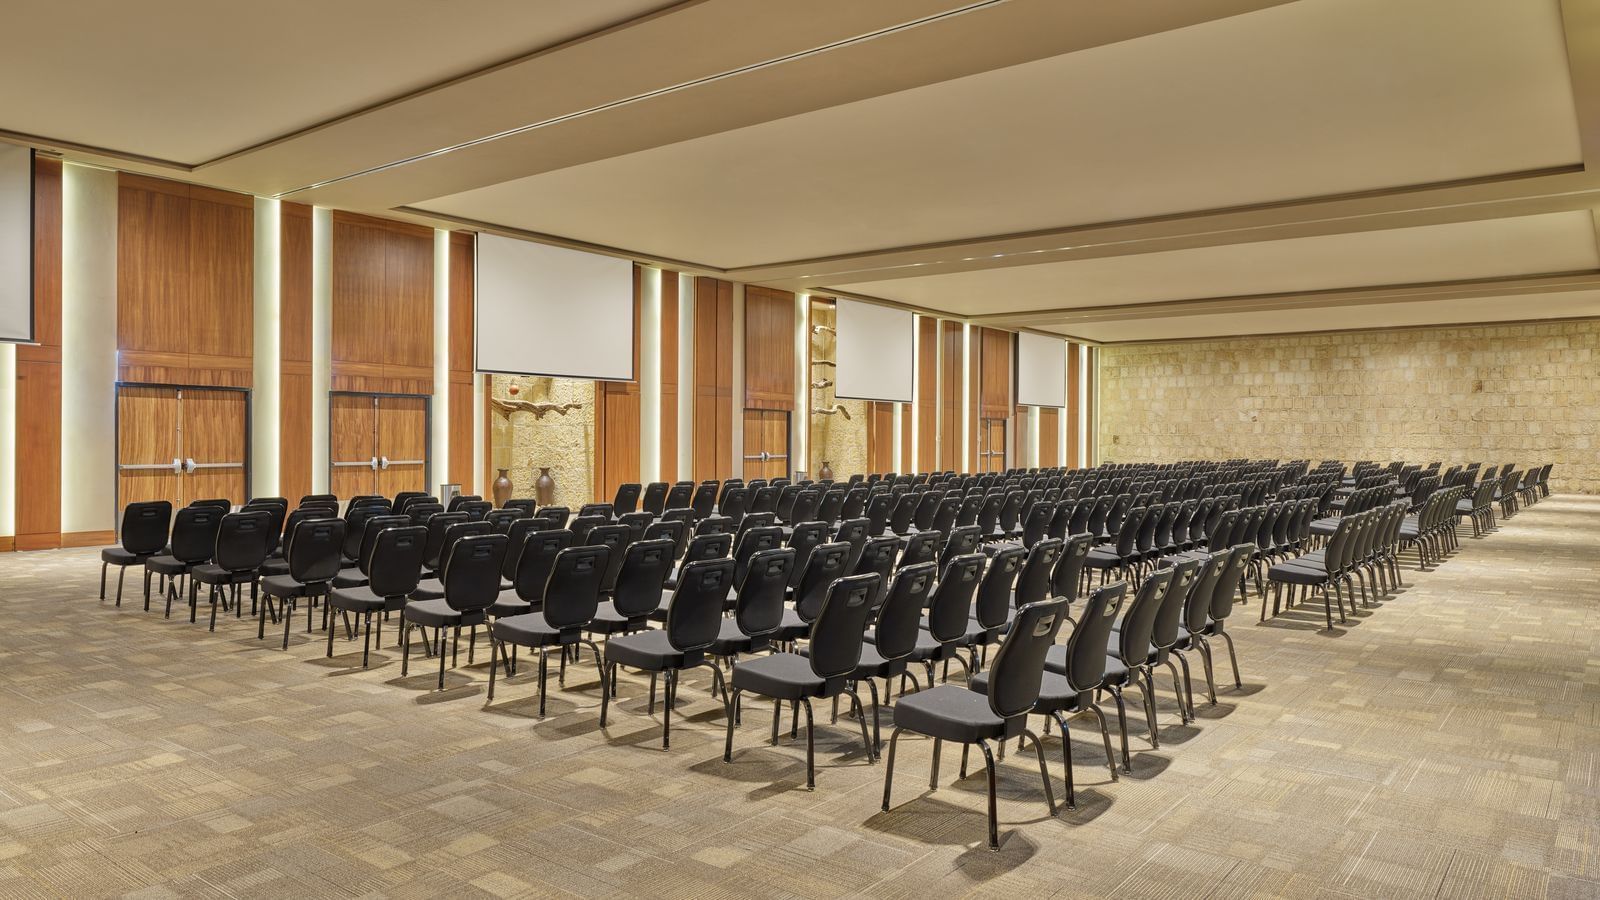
[116, 385, 249, 521]
[978, 417, 1007, 473]
[330, 393, 429, 498]
[742, 409, 791, 480]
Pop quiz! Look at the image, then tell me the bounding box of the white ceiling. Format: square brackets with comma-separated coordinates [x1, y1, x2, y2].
[0, 0, 670, 163]
[1057, 290, 1600, 342]
[832, 212, 1600, 315]
[417, 0, 1580, 268]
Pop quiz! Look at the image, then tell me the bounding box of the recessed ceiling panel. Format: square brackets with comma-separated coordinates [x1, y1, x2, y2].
[0, 0, 670, 163]
[832, 213, 1600, 316]
[1056, 290, 1600, 343]
[419, 0, 1580, 268]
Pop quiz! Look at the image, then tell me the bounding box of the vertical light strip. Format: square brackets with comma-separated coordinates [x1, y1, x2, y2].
[1059, 341, 1069, 467]
[677, 273, 694, 481]
[961, 323, 971, 472]
[1027, 407, 1040, 468]
[892, 402, 903, 474]
[640, 266, 662, 483]
[730, 283, 746, 478]
[1089, 346, 1099, 465]
[60, 163, 117, 533]
[431, 230, 450, 489]
[0, 343, 13, 539]
[251, 197, 281, 498]
[1077, 345, 1090, 466]
[310, 207, 332, 493]
[472, 375, 485, 497]
[794, 292, 809, 476]
[908, 314, 920, 469]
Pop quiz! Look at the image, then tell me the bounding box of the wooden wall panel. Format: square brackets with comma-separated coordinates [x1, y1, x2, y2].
[595, 267, 644, 503]
[1040, 407, 1059, 467]
[116, 174, 253, 388]
[1066, 342, 1081, 468]
[979, 327, 1012, 419]
[448, 232, 475, 493]
[692, 277, 734, 481]
[900, 402, 912, 473]
[15, 158, 61, 550]
[330, 212, 433, 395]
[868, 402, 896, 475]
[279, 202, 313, 502]
[940, 320, 962, 471]
[743, 286, 795, 411]
[916, 316, 937, 473]
[660, 270, 678, 480]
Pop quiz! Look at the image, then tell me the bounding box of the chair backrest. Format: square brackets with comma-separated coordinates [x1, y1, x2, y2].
[864, 493, 895, 536]
[805, 574, 883, 679]
[1045, 500, 1074, 541]
[119, 500, 173, 555]
[789, 490, 823, 526]
[785, 521, 831, 587]
[513, 528, 575, 603]
[189, 498, 233, 512]
[985, 596, 1072, 719]
[643, 519, 689, 560]
[534, 505, 570, 526]
[342, 503, 389, 560]
[732, 524, 784, 588]
[996, 491, 1026, 533]
[1059, 583, 1127, 693]
[392, 491, 429, 515]
[610, 538, 677, 619]
[852, 535, 900, 584]
[421, 512, 468, 569]
[941, 525, 983, 568]
[458, 500, 492, 521]
[693, 514, 735, 537]
[640, 482, 670, 516]
[366, 525, 427, 598]
[439, 521, 493, 575]
[542, 545, 610, 631]
[833, 517, 870, 570]
[1115, 506, 1148, 556]
[1018, 500, 1053, 548]
[1050, 532, 1094, 601]
[1149, 557, 1201, 652]
[286, 518, 346, 584]
[1117, 567, 1175, 664]
[406, 501, 444, 524]
[663, 482, 695, 511]
[569, 514, 608, 543]
[873, 561, 936, 661]
[501, 499, 538, 517]
[681, 532, 734, 569]
[485, 508, 524, 534]
[886, 492, 918, 535]
[665, 558, 739, 653]
[974, 545, 1025, 629]
[691, 482, 719, 520]
[440, 533, 508, 613]
[1209, 543, 1254, 623]
[817, 489, 847, 525]
[898, 530, 941, 569]
[357, 514, 410, 575]
[840, 487, 869, 521]
[169, 505, 225, 564]
[731, 547, 796, 638]
[1014, 538, 1062, 608]
[612, 482, 641, 515]
[585, 523, 632, 592]
[718, 486, 751, 523]
[794, 541, 853, 621]
[1184, 549, 1230, 633]
[213, 510, 272, 572]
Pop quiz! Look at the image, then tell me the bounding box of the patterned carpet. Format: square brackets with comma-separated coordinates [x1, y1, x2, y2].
[0, 496, 1597, 899]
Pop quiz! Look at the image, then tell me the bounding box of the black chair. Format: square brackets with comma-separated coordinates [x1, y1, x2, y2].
[400, 533, 509, 690]
[612, 482, 642, 515]
[640, 482, 670, 517]
[886, 596, 1068, 850]
[487, 545, 611, 716]
[102, 500, 172, 607]
[186, 510, 272, 630]
[485, 508, 524, 533]
[588, 538, 676, 637]
[490, 528, 573, 618]
[784, 521, 831, 589]
[659, 531, 733, 602]
[898, 531, 941, 569]
[333, 514, 410, 588]
[258, 518, 346, 650]
[144, 506, 224, 615]
[709, 548, 796, 662]
[771, 541, 852, 644]
[325, 524, 427, 666]
[533, 505, 569, 527]
[412, 520, 494, 600]
[853, 535, 900, 584]
[1083, 568, 1172, 772]
[940, 525, 983, 568]
[723, 573, 882, 791]
[690, 482, 718, 521]
[1051, 532, 1094, 606]
[1143, 558, 1203, 727]
[392, 491, 430, 516]
[601, 557, 737, 748]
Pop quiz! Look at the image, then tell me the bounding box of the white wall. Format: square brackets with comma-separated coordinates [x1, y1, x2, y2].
[60, 164, 117, 533]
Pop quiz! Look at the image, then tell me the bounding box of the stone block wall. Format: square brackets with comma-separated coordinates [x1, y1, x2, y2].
[1099, 320, 1599, 494]
[489, 375, 596, 509]
[807, 303, 869, 479]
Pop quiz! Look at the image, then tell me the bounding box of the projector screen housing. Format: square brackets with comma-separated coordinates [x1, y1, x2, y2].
[834, 297, 914, 403]
[0, 145, 32, 343]
[1015, 331, 1067, 408]
[475, 232, 635, 381]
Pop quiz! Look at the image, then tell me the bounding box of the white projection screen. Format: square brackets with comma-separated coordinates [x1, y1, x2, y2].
[0, 144, 32, 343]
[1015, 331, 1067, 408]
[475, 232, 635, 381]
[834, 297, 914, 403]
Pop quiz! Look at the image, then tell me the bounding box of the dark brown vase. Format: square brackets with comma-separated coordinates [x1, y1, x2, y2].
[818, 460, 834, 481]
[492, 468, 513, 507]
[535, 467, 556, 506]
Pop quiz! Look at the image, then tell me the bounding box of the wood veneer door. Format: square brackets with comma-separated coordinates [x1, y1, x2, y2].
[742, 409, 790, 480]
[377, 395, 428, 496]
[182, 388, 248, 506]
[979, 418, 1007, 473]
[330, 393, 378, 498]
[117, 386, 182, 520]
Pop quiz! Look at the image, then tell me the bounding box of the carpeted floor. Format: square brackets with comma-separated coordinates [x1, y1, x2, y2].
[0, 496, 1597, 899]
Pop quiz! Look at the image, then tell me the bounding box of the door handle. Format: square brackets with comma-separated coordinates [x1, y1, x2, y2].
[189, 461, 243, 469]
[183, 457, 197, 474]
[378, 456, 390, 470]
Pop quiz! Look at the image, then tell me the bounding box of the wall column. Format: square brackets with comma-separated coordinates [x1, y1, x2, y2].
[60, 163, 117, 541]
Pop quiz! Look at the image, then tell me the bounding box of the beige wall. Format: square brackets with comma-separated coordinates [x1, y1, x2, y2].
[806, 303, 869, 479]
[1099, 320, 1600, 495]
[490, 375, 596, 509]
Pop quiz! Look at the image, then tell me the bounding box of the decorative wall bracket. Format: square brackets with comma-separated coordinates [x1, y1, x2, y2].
[491, 397, 584, 419]
[812, 403, 853, 420]
[810, 358, 836, 368]
[809, 378, 834, 390]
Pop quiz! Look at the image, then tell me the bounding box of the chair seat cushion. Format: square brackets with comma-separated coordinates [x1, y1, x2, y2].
[404, 598, 475, 628]
[710, 616, 773, 656]
[102, 547, 151, 565]
[331, 570, 368, 589]
[328, 585, 387, 613]
[589, 602, 650, 635]
[730, 652, 823, 701]
[260, 573, 324, 598]
[768, 607, 810, 643]
[1268, 562, 1327, 585]
[1309, 517, 1341, 536]
[191, 563, 253, 585]
[605, 629, 685, 671]
[1041, 644, 1128, 685]
[489, 589, 532, 618]
[891, 684, 1005, 743]
[258, 558, 291, 577]
[800, 639, 895, 678]
[492, 612, 570, 647]
[410, 578, 445, 602]
[145, 555, 192, 576]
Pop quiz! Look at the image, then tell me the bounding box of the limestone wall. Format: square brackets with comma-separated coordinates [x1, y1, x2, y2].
[489, 375, 596, 509]
[806, 303, 869, 480]
[1099, 320, 1600, 494]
